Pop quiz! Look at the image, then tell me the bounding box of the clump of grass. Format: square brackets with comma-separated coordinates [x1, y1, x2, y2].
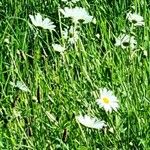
[0, 0, 150, 149]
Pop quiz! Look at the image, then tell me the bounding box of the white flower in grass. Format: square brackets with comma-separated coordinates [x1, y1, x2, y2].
[10, 81, 30, 92]
[127, 12, 144, 26]
[68, 37, 78, 44]
[96, 88, 119, 113]
[52, 44, 65, 53]
[29, 13, 56, 30]
[115, 34, 137, 49]
[60, 7, 93, 24]
[76, 115, 106, 129]
[62, 26, 79, 44]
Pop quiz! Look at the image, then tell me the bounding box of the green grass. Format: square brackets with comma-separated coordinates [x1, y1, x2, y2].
[0, 0, 150, 149]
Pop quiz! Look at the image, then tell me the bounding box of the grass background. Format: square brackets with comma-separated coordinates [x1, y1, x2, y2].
[0, 0, 150, 149]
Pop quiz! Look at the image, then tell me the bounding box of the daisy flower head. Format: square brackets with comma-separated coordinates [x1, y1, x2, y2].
[59, 7, 93, 24]
[115, 34, 137, 50]
[29, 13, 56, 31]
[10, 81, 30, 92]
[62, 26, 79, 44]
[96, 88, 119, 113]
[76, 115, 106, 129]
[127, 12, 144, 26]
[52, 44, 65, 53]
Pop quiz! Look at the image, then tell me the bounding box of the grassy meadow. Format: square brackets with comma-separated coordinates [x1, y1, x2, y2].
[0, 0, 150, 149]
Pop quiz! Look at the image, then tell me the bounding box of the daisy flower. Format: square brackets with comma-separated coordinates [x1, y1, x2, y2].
[29, 13, 56, 30]
[115, 34, 137, 49]
[59, 7, 93, 24]
[127, 12, 144, 26]
[10, 81, 30, 92]
[52, 44, 65, 53]
[76, 115, 106, 129]
[96, 88, 119, 113]
[62, 26, 79, 44]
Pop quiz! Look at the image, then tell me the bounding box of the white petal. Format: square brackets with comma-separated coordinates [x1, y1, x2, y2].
[29, 15, 37, 26]
[76, 115, 106, 129]
[35, 13, 43, 26]
[16, 81, 30, 92]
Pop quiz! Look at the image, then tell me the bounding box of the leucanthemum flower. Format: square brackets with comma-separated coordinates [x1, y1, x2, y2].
[127, 12, 144, 26]
[52, 44, 65, 53]
[60, 7, 93, 24]
[96, 88, 119, 113]
[29, 13, 56, 30]
[76, 115, 106, 129]
[115, 34, 137, 49]
[10, 81, 30, 92]
[62, 26, 79, 44]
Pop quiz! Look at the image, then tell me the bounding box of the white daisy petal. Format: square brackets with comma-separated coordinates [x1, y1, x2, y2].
[16, 81, 30, 92]
[29, 15, 37, 26]
[52, 44, 65, 53]
[35, 13, 43, 26]
[10, 81, 30, 92]
[62, 26, 79, 44]
[76, 115, 106, 129]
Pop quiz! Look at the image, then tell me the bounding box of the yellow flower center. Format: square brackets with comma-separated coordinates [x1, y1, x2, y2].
[102, 97, 110, 104]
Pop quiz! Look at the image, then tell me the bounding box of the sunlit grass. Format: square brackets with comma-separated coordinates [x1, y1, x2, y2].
[0, 0, 150, 149]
